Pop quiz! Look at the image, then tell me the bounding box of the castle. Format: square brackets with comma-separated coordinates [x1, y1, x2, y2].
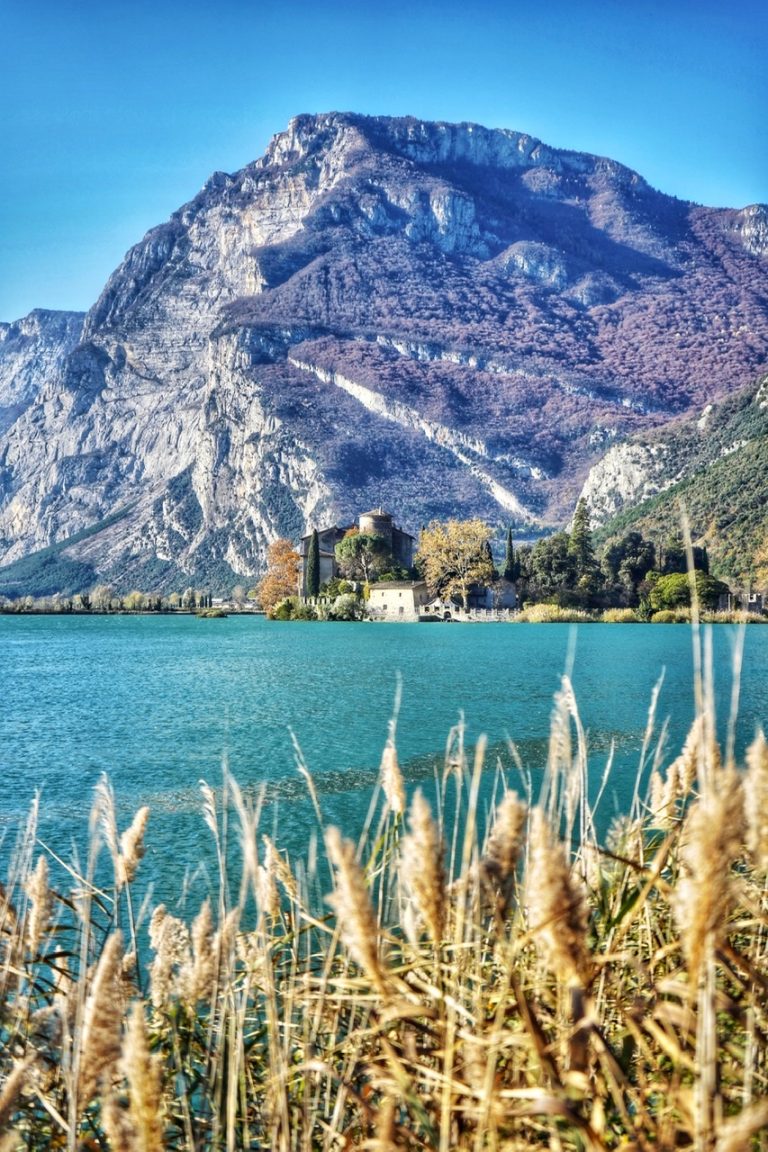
[297, 508, 414, 595]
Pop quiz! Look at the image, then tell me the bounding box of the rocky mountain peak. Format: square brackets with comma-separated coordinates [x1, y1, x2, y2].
[1, 113, 767, 596]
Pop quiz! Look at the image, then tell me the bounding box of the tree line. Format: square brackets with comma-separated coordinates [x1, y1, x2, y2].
[0, 586, 217, 614]
[513, 499, 728, 615]
[257, 502, 735, 620]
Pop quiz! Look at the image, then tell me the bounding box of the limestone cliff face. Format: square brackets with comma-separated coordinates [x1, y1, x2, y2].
[728, 205, 768, 258]
[0, 310, 83, 435]
[1, 112, 767, 593]
[577, 441, 676, 525]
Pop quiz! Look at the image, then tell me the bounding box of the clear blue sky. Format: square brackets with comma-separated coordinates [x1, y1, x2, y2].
[2, 0, 766, 322]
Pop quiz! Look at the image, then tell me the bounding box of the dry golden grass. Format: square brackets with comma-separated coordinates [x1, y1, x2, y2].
[2, 641, 768, 1150]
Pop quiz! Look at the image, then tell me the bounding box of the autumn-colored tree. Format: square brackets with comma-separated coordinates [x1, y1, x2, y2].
[258, 538, 300, 615]
[416, 519, 494, 609]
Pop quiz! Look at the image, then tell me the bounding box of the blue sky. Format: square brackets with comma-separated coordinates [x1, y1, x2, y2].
[2, 0, 766, 322]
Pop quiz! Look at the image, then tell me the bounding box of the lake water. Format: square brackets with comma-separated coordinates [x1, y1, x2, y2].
[2, 615, 767, 906]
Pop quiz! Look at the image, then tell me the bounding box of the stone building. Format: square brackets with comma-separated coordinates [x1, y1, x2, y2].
[298, 508, 414, 595]
[368, 581, 432, 620]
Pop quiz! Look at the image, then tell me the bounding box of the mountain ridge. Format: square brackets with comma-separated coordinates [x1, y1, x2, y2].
[1, 112, 766, 594]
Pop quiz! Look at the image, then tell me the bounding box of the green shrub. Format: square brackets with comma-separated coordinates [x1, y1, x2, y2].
[650, 571, 728, 612]
[270, 596, 298, 620]
[328, 592, 363, 620]
[320, 578, 342, 598]
[270, 596, 318, 621]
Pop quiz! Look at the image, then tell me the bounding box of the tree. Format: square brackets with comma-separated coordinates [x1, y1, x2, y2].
[503, 526, 517, 583]
[335, 533, 390, 584]
[306, 528, 321, 597]
[659, 535, 687, 575]
[91, 584, 114, 612]
[602, 532, 657, 605]
[568, 499, 596, 580]
[661, 534, 709, 575]
[528, 533, 573, 598]
[258, 538, 300, 615]
[650, 571, 727, 612]
[483, 540, 498, 581]
[416, 519, 494, 609]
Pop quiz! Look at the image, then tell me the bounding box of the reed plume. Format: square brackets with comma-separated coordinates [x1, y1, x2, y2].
[674, 767, 745, 979]
[77, 930, 124, 1108]
[325, 826, 387, 994]
[262, 834, 297, 903]
[121, 1000, 165, 1149]
[380, 735, 405, 818]
[179, 898, 215, 1005]
[23, 854, 50, 956]
[669, 714, 707, 797]
[117, 806, 149, 888]
[93, 772, 120, 883]
[525, 806, 590, 987]
[480, 790, 527, 917]
[256, 853, 280, 923]
[148, 906, 190, 1009]
[399, 788, 446, 946]
[743, 729, 768, 874]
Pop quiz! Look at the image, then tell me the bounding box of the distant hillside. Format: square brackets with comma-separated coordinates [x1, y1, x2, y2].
[590, 374, 768, 586]
[1, 112, 767, 594]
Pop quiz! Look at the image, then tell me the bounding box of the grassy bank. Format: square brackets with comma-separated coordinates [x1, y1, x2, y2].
[2, 645, 768, 1150]
[515, 604, 766, 624]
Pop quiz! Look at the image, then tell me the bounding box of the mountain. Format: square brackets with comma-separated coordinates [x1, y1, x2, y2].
[1, 112, 767, 593]
[585, 372, 768, 585]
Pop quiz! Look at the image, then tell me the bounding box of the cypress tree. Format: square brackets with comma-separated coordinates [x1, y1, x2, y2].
[503, 526, 515, 582]
[306, 528, 321, 597]
[483, 539, 498, 580]
[568, 498, 595, 579]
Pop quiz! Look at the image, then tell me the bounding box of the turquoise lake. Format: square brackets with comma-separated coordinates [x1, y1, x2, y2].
[2, 615, 767, 906]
